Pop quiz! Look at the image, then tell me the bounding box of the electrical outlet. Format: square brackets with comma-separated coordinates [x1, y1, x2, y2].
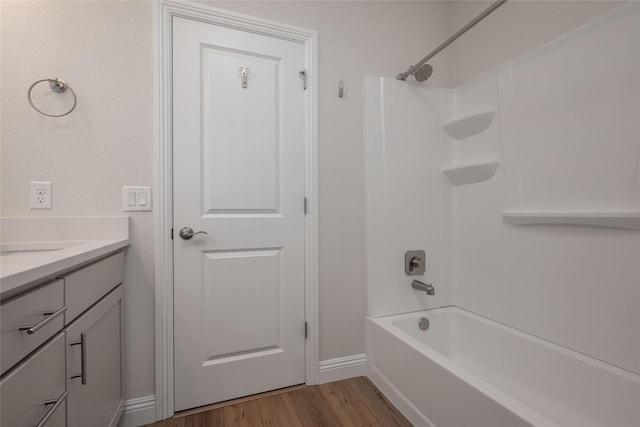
[30, 181, 52, 209]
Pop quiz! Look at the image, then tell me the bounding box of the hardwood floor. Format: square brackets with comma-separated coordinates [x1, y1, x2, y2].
[145, 376, 412, 427]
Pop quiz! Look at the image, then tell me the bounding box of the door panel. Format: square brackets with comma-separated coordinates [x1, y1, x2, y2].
[202, 46, 280, 214]
[173, 16, 306, 411]
[202, 248, 281, 360]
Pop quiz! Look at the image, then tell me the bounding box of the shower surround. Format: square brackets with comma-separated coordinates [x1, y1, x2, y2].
[365, 3, 640, 426]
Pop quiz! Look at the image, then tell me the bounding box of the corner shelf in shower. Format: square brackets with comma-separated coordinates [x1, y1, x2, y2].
[442, 159, 500, 186]
[442, 109, 496, 140]
[502, 211, 640, 230]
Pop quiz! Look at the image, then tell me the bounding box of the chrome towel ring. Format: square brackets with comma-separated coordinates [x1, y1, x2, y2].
[27, 78, 77, 117]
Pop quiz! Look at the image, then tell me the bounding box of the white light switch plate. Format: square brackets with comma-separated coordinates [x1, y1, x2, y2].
[122, 186, 152, 212]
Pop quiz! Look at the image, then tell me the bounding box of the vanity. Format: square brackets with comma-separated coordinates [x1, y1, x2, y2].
[0, 217, 129, 427]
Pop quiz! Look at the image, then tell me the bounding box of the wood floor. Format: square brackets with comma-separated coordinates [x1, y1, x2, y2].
[145, 376, 412, 427]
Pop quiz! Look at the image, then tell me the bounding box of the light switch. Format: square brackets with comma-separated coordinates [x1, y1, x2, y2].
[122, 186, 152, 212]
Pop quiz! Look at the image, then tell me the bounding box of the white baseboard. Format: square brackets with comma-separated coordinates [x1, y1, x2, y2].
[317, 353, 367, 384]
[117, 355, 366, 426]
[118, 395, 156, 427]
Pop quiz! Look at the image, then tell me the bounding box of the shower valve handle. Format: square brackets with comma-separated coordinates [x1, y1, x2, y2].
[409, 256, 423, 271]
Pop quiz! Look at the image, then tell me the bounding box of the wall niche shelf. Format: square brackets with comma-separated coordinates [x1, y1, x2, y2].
[442, 160, 500, 186]
[502, 211, 640, 230]
[442, 109, 496, 140]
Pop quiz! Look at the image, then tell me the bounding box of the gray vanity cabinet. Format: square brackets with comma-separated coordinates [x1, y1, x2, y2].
[66, 285, 124, 427]
[0, 250, 125, 427]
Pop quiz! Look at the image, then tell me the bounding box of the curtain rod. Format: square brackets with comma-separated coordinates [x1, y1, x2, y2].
[397, 0, 508, 81]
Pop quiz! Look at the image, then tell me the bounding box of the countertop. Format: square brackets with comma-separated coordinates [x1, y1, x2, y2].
[0, 217, 129, 301]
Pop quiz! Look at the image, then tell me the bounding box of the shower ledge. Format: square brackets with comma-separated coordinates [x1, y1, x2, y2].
[502, 211, 640, 230]
[442, 159, 500, 186]
[442, 109, 496, 140]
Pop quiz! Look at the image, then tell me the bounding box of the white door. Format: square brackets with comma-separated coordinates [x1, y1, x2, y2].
[172, 17, 307, 411]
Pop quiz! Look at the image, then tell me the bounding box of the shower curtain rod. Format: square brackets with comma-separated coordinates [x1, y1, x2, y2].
[397, 0, 508, 81]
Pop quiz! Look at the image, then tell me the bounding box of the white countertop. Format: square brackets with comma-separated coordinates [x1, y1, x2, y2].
[0, 217, 129, 300]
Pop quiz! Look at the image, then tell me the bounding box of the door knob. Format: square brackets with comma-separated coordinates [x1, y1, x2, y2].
[179, 227, 208, 240]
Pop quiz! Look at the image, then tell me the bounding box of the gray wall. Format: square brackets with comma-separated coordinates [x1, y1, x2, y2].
[449, 0, 624, 86]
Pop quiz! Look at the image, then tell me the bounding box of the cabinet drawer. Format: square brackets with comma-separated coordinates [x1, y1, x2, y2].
[64, 251, 124, 322]
[1, 280, 65, 374]
[1, 332, 66, 427]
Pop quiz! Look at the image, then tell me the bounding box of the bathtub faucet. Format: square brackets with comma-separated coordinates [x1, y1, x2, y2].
[412, 280, 435, 295]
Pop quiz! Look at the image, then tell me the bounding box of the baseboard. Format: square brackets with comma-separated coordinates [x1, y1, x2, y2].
[118, 355, 366, 426]
[317, 353, 368, 384]
[117, 395, 156, 427]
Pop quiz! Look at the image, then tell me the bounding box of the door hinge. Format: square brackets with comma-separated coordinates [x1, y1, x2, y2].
[304, 197, 308, 214]
[304, 321, 308, 339]
[299, 70, 307, 90]
[171, 228, 174, 240]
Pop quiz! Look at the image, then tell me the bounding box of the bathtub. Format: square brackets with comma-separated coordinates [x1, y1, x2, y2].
[366, 306, 640, 427]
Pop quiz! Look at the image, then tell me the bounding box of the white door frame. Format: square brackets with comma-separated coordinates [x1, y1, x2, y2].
[153, 0, 318, 420]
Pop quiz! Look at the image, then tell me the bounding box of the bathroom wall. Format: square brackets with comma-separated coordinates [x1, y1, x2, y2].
[1, 0, 155, 400]
[204, 0, 453, 361]
[365, 77, 452, 317]
[446, 3, 640, 374]
[1, 0, 453, 406]
[449, 0, 625, 87]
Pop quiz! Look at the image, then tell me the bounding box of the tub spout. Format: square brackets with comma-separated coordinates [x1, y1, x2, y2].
[412, 280, 435, 295]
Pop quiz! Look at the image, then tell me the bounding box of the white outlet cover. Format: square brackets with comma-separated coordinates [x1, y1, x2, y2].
[122, 186, 152, 212]
[30, 181, 52, 209]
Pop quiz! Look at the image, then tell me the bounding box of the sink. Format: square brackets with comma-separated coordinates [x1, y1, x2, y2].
[0, 242, 82, 256]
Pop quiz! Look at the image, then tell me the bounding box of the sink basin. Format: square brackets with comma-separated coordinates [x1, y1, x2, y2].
[0, 242, 82, 256]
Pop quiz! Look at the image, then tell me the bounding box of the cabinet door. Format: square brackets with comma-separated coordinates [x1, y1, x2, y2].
[66, 285, 124, 427]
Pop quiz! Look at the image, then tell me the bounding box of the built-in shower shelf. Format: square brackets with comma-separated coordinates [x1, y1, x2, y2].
[502, 211, 640, 230]
[442, 109, 496, 140]
[442, 160, 500, 186]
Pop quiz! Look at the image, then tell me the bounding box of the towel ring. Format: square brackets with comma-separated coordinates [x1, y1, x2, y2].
[27, 78, 77, 117]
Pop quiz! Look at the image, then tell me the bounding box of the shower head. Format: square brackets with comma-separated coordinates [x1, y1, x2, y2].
[414, 64, 433, 82]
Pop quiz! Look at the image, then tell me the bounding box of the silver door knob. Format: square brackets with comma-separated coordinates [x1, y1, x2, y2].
[179, 227, 208, 240]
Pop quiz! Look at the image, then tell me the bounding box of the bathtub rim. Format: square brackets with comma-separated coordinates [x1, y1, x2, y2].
[374, 305, 640, 380]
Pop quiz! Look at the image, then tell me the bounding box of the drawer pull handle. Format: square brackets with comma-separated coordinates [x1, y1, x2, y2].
[70, 332, 87, 385]
[19, 306, 67, 335]
[35, 390, 67, 427]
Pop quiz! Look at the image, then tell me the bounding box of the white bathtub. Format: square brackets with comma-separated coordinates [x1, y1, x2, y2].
[366, 306, 640, 427]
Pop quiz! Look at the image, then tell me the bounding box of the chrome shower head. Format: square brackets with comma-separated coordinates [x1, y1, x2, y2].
[414, 64, 433, 82]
